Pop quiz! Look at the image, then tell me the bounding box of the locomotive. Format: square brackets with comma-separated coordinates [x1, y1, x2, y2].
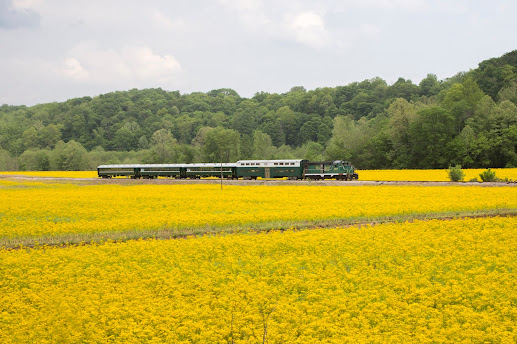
[97, 159, 359, 180]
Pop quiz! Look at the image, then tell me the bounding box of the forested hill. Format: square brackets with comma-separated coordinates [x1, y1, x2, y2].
[1, 50, 517, 171]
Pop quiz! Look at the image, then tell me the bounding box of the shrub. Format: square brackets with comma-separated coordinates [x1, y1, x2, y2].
[447, 165, 465, 182]
[479, 169, 497, 182]
[469, 177, 479, 182]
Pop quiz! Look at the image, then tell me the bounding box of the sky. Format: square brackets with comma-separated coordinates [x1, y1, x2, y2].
[1, 0, 516, 106]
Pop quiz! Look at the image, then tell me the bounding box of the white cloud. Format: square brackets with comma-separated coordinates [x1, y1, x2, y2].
[218, 0, 271, 30]
[149, 9, 186, 32]
[59, 42, 181, 84]
[285, 11, 330, 48]
[218, 0, 263, 12]
[62, 57, 88, 80]
[358, 23, 381, 40]
[333, 0, 469, 13]
[11, 0, 42, 10]
[345, 0, 429, 11]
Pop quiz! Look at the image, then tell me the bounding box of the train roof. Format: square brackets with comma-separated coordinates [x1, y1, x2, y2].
[186, 163, 237, 168]
[97, 164, 144, 168]
[236, 159, 304, 166]
[97, 163, 237, 168]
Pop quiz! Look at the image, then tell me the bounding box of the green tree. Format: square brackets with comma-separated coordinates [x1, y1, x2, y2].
[19, 149, 50, 171]
[302, 141, 324, 161]
[231, 109, 257, 136]
[276, 106, 298, 146]
[472, 50, 517, 99]
[447, 165, 465, 182]
[386, 98, 416, 168]
[172, 114, 201, 144]
[441, 78, 484, 134]
[113, 122, 140, 151]
[497, 80, 517, 104]
[410, 107, 455, 168]
[299, 116, 323, 144]
[259, 111, 285, 147]
[419, 74, 441, 97]
[39, 124, 62, 149]
[138, 135, 150, 150]
[0, 148, 18, 170]
[202, 127, 240, 162]
[388, 78, 419, 100]
[325, 116, 369, 162]
[50, 140, 89, 170]
[21, 127, 39, 150]
[146, 129, 178, 163]
[252, 130, 275, 159]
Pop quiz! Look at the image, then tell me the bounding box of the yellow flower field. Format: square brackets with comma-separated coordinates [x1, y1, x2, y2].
[0, 171, 98, 178]
[1, 179, 516, 243]
[1, 217, 516, 343]
[1, 167, 516, 181]
[357, 168, 517, 182]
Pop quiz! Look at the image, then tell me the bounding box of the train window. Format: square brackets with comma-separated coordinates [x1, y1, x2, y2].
[274, 163, 278, 165]
[290, 163, 295, 165]
[246, 163, 250, 166]
[279, 162, 284, 165]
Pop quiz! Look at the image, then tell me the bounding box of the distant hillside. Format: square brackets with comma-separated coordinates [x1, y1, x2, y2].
[1, 50, 516, 171]
[472, 50, 517, 99]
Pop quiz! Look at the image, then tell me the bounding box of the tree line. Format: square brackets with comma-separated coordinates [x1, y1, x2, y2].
[1, 50, 516, 171]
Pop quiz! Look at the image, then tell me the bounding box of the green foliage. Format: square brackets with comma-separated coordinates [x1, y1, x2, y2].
[0, 148, 18, 171]
[1, 51, 517, 170]
[479, 169, 497, 182]
[19, 149, 50, 171]
[472, 50, 517, 99]
[50, 140, 89, 171]
[252, 130, 275, 159]
[202, 127, 240, 162]
[410, 107, 455, 168]
[447, 165, 465, 182]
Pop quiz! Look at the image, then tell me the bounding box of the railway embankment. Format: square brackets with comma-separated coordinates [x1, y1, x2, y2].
[1, 174, 516, 187]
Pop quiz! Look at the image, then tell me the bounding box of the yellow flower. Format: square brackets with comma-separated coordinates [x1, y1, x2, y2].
[0, 217, 515, 342]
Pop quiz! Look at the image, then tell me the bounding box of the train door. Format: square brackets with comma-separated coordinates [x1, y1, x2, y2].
[265, 167, 270, 178]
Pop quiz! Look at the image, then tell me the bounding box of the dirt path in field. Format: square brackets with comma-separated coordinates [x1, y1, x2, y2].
[4, 211, 516, 250]
[1, 174, 516, 187]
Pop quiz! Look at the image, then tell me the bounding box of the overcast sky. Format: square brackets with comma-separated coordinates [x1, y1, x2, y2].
[1, 0, 516, 106]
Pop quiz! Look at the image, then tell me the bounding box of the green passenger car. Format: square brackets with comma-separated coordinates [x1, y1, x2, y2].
[139, 164, 184, 179]
[236, 160, 307, 179]
[97, 165, 141, 178]
[185, 163, 237, 179]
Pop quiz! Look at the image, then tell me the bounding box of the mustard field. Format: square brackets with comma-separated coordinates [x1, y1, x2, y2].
[1, 167, 517, 181]
[1, 179, 516, 245]
[0, 171, 98, 178]
[358, 168, 517, 182]
[1, 217, 516, 343]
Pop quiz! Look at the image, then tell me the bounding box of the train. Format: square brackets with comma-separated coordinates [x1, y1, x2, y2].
[97, 159, 359, 180]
